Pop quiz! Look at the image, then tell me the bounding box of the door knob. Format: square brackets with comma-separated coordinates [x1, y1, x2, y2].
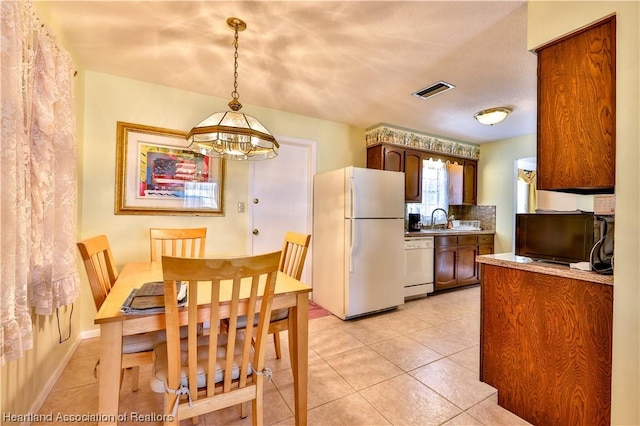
[252, 229, 259, 236]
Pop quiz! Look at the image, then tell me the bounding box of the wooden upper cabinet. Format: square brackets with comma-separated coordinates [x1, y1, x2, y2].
[367, 144, 478, 204]
[367, 144, 422, 203]
[404, 150, 423, 202]
[463, 160, 477, 205]
[382, 146, 404, 172]
[367, 144, 403, 171]
[536, 16, 616, 193]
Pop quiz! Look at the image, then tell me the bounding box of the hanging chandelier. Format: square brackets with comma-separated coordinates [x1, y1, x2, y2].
[187, 17, 279, 160]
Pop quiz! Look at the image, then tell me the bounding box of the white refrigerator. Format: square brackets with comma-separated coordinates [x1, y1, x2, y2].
[312, 166, 405, 319]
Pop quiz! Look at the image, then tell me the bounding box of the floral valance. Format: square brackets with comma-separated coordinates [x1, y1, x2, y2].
[365, 125, 480, 160]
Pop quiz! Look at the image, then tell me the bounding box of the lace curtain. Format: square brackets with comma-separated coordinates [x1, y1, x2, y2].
[406, 159, 450, 226]
[1, 1, 80, 364]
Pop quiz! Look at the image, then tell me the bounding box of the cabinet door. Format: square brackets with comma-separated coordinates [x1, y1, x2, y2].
[463, 160, 478, 205]
[383, 146, 404, 172]
[536, 17, 615, 193]
[366, 145, 384, 169]
[404, 150, 423, 202]
[457, 239, 479, 285]
[478, 244, 493, 256]
[435, 246, 457, 290]
[448, 162, 464, 205]
[478, 235, 494, 255]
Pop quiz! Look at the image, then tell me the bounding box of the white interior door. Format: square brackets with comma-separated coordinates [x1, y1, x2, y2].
[249, 136, 316, 285]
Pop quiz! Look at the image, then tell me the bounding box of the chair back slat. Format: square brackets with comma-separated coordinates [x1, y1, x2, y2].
[279, 231, 311, 280]
[149, 228, 207, 262]
[77, 235, 119, 310]
[161, 251, 280, 418]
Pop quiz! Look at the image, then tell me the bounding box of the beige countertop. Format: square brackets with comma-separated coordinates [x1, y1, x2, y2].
[404, 229, 495, 237]
[476, 253, 614, 286]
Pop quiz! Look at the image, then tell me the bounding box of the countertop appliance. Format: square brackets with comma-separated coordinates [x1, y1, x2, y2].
[515, 212, 601, 265]
[408, 213, 421, 231]
[404, 236, 434, 298]
[312, 166, 405, 319]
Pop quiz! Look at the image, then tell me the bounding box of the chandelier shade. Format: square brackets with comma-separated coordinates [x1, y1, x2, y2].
[187, 17, 278, 161]
[187, 111, 279, 160]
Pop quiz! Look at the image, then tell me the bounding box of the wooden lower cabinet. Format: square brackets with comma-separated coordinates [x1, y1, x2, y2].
[434, 243, 457, 289]
[480, 264, 613, 426]
[434, 234, 493, 291]
[457, 236, 479, 286]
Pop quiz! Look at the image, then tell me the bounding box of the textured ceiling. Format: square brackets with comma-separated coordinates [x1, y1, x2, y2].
[40, 0, 537, 144]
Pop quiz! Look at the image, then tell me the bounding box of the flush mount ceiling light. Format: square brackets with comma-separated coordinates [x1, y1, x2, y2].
[474, 107, 513, 126]
[187, 17, 278, 161]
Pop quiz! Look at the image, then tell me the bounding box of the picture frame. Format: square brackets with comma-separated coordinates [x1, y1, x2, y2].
[115, 121, 224, 216]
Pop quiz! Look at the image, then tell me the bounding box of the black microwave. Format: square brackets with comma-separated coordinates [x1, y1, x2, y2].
[515, 212, 609, 265]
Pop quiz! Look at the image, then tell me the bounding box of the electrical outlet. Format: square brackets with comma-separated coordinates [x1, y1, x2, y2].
[594, 195, 615, 215]
[237, 202, 245, 213]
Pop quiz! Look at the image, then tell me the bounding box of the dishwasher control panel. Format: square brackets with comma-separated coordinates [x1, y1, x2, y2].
[404, 237, 434, 249]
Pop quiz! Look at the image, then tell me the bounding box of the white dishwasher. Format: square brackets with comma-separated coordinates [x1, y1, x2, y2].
[404, 236, 435, 298]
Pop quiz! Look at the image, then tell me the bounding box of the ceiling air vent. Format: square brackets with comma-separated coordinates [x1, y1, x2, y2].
[412, 81, 455, 100]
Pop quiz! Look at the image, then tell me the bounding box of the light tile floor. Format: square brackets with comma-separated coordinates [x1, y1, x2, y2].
[36, 285, 532, 425]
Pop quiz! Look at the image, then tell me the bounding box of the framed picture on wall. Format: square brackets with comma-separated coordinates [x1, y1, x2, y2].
[115, 121, 224, 216]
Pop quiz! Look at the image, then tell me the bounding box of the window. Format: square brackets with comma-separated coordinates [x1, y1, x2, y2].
[406, 159, 449, 226]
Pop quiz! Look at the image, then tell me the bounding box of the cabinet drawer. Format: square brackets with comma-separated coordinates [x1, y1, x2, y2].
[457, 235, 478, 246]
[435, 236, 458, 247]
[478, 235, 494, 245]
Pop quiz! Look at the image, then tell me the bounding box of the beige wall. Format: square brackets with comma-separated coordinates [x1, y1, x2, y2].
[527, 1, 640, 424]
[477, 134, 536, 253]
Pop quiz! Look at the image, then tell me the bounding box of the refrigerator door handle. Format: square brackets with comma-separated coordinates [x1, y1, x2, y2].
[349, 219, 355, 272]
[349, 176, 355, 218]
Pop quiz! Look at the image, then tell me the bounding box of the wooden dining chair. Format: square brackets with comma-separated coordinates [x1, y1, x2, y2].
[151, 251, 281, 425]
[270, 231, 311, 359]
[230, 231, 311, 360]
[77, 235, 166, 391]
[149, 227, 207, 262]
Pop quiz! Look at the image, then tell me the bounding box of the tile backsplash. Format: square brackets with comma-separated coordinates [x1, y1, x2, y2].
[449, 205, 496, 231]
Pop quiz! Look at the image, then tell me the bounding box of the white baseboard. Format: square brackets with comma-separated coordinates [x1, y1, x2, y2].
[27, 330, 101, 423]
[81, 328, 101, 339]
[28, 336, 83, 422]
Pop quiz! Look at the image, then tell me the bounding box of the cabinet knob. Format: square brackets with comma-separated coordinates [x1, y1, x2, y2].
[252, 229, 259, 236]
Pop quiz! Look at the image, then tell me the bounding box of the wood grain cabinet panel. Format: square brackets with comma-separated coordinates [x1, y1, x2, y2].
[462, 160, 478, 205]
[435, 234, 493, 290]
[404, 150, 423, 202]
[366, 144, 422, 203]
[434, 245, 457, 289]
[383, 146, 404, 172]
[457, 245, 478, 285]
[536, 16, 615, 193]
[481, 265, 613, 426]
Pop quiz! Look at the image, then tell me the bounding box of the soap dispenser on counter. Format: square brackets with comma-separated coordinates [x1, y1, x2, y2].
[446, 215, 455, 229]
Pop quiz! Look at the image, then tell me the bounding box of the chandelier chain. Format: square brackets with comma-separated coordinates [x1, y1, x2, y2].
[232, 25, 240, 101]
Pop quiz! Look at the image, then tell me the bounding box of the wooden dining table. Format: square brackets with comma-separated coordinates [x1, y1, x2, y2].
[94, 261, 312, 425]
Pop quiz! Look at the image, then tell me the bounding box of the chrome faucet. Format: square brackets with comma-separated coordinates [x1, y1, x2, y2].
[431, 208, 448, 229]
